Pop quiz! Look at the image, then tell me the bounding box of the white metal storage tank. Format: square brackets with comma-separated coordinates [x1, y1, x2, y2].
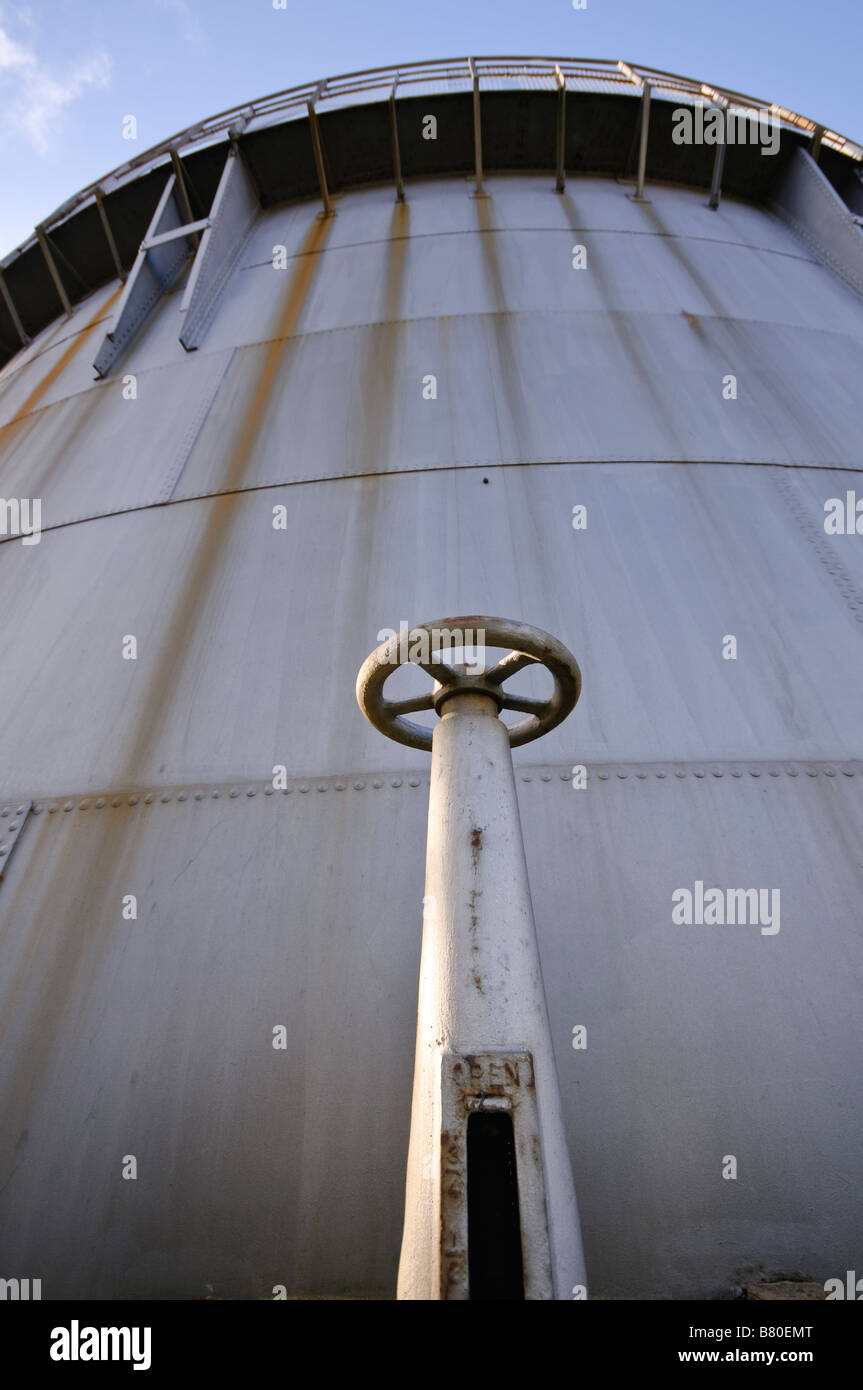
[1, 57, 862, 1300]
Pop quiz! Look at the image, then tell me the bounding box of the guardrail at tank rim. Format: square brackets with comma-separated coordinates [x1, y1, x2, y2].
[1, 54, 860, 270]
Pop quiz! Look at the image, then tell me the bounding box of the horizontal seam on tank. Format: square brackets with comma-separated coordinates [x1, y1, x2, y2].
[186, 306, 863, 354]
[0, 209, 844, 390]
[238, 225, 823, 271]
[5, 300, 863, 430]
[3, 458, 863, 546]
[0, 235, 834, 401]
[3, 761, 859, 815]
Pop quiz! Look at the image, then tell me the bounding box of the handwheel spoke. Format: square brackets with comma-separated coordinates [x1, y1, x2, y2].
[484, 650, 538, 685]
[499, 694, 548, 716]
[383, 692, 436, 716]
[415, 658, 458, 686]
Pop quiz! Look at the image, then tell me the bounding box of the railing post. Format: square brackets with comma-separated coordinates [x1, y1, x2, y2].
[468, 58, 485, 196]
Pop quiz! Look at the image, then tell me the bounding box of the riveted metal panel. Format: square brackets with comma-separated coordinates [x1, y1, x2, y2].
[0, 763, 859, 1297]
[0, 782, 425, 1299]
[771, 145, 863, 300]
[0, 349, 235, 525]
[520, 763, 863, 1298]
[0, 799, 31, 882]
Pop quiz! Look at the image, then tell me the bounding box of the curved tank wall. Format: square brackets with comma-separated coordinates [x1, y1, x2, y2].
[1, 158, 862, 1298]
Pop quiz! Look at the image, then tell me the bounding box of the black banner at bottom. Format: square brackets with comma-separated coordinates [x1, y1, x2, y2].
[3, 1296, 856, 1377]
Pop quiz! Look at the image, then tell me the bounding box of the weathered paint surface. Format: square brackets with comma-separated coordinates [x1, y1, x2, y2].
[0, 171, 862, 1298]
[396, 687, 583, 1299]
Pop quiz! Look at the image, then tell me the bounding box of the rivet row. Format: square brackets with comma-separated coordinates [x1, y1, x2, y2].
[15, 762, 861, 816]
[774, 473, 863, 624]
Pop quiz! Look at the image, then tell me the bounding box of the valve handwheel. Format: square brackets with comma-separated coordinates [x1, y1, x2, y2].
[356, 616, 581, 751]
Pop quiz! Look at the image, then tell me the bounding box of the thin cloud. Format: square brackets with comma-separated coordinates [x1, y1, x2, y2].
[0, 24, 32, 68]
[154, 0, 204, 46]
[0, 16, 112, 154]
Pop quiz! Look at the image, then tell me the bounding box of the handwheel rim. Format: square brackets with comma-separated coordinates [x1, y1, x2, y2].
[356, 616, 581, 751]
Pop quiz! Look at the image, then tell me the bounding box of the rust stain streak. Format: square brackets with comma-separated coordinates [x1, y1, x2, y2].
[223, 217, 330, 496]
[0, 223, 332, 1147]
[0, 285, 124, 448]
[339, 200, 408, 690]
[475, 199, 530, 459]
[121, 215, 332, 782]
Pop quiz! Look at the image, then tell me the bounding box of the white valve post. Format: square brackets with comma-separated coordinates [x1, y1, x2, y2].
[356, 618, 587, 1300]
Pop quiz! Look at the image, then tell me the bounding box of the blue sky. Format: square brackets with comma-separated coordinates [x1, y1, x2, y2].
[0, 0, 860, 259]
